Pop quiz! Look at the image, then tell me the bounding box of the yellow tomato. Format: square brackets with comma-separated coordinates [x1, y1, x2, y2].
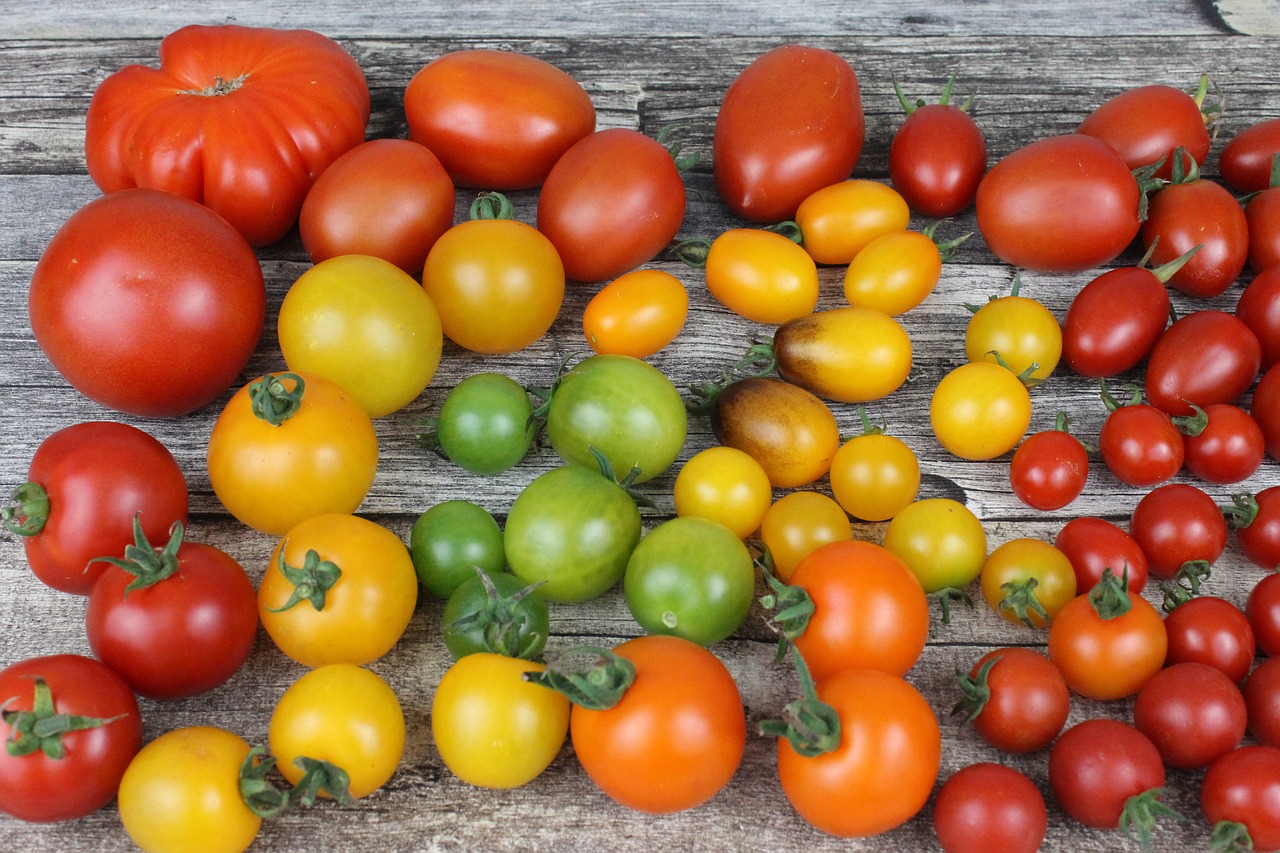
[965, 291, 1063, 385]
[979, 538, 1078, 629]
[583, 269, 689, 357]
[674, 446, 774, 538]
[760, 491, 853, 581]
[795, 179, 910, 265]
[829, 431, 920, 522]
[774, 307, 913, 403]
[929, 362, 1032, 461]
[704, 229, 819, 324]
[844, 229, 944, 315]
[882, 498, 988, 593]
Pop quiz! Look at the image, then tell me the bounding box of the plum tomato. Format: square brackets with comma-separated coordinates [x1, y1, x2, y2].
[582, 269, 688, 358]
[794, 179, 909, 265]
[1237, 266, 1280, 369]
[709, 377, 840, 488]
[1140, 163, 1248, 299]
[702, 228, 819, 324]
[1060, 263, 1172, 378]
[1220, 116, 1280, 193]
[1145, 310, 1260, 417]
[1054, 516, 1149, 594]
[1076, 78, 1213, 179]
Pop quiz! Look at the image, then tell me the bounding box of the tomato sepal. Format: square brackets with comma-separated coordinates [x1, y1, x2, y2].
[288, 755, 356, 807]
[1118, 787, 1186, 853]
[998, 577, 1051, 628]
[238, 747, 291, 820]
[1209, 820, 1256, 853]
[2, 482, 49, 537]
[758, 643, 841, 757]
[1087, 567, 1134, 620]
[265, 548, 342, 613]
[1, 676, 123, 760]
[443, 568, 548, 660]
[523, 646, 636, 710]
[1159, 560, 1213, 612]
[89, 515, 183, 593]
[951, 654, 998, 724]
[928, 586, 975, 624]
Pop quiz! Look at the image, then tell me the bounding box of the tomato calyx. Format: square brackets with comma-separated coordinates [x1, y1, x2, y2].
[758, 642, 841, 757]
[1118, 788, 1186, 853]
[1209, 820, 1256, 853]
[674, 222, 802, 269]
[266, 547, 342, 613]
[289, 755, 357, 807]
[951, 653, 998, 723]
[998, 576, 1050, 628]
[523, 646, 636, 710]
[1087, 567, 1133, 620]
[686, 340, 778, 415]
[1159, 560, 1213, 613]
[89, 514, 183, 594]
[178, 74, 248, 97]
[655, 123, 700, 172]
[0, 676, 123, 759]
[444, 567, 547, 660]
[469, 191, 515, 221]
[1, 481, 50, 537]
[929, 587, 975, 624]
[921, 220, 972, 262]
[1100, 379, 1145, 412]
[238, 746, 292, 819]
[759, 565, 816, 658]
[892, 72, 976, 116]
[249, 372, 306, 426]
[1223, 492, 1260, 530]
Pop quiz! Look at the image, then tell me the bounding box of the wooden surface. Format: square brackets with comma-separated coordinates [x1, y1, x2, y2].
[3, 2, 1279, 851]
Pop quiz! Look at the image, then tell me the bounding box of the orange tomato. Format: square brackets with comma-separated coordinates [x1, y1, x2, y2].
[582, 269, 688, 357]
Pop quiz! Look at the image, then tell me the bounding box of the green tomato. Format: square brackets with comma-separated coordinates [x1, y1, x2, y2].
[409, 500, 506, 598]
[442, 571, 550, 661]
[624, 516, 755, 645]
[429, 372, 535, 474]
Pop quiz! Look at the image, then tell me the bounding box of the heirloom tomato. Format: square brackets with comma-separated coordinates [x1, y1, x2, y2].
[1163, 596, 1255, 684]
[842, 228, 947, 315]
[1129, 483, 1227, 579]
[85, 24, 370, 246]
[1133, 662, 1247, 769]
[889, 75, 987, 217]
[405, 49, 595, 189]
[673, 446, 773, 539]
[1220, 116, 1280, 193]
[828, 424, 919, 522]
[1009, 419, 1088, 511]
[1201, 745, 1280, 853]
[1140, 159, 1248, 298]
[954, 647, 1069, 754]
[1238, 266, 1280, 368]
[793, 179, 909, 265]
[1145, 310, 1260, 416]
[933, 764, 1046, 853]
[702, 228, 819, 324]
[409, 500, 507, 598]
[930, 362, 1032, 461]
[964, 282, 1061, 384]
[207, 372, 379, 537]
[424, 372, 536, 475]
[759, 491, 852, 581]
[1249, 571, 1280, 656]
[1054, 516, 1149, 594]
[1182, 403, 1264, 484]
[713, 44, 864, 222]
[773, 307, 912, 403]
[29, 189, 264, 418]
[979, 538, 1077, 629]
[1048, 719, 1166, 830]
[709, 377, 840, 488]
[0, 654, 142, 823]
[1238, 487, 1280, 571]
[1076, 78, 1213, 179]
[3, 421, 188, 595]
[1060, 259, 1175, 378]
[582, 269, 688, 358]
[882, 497, 987, 594]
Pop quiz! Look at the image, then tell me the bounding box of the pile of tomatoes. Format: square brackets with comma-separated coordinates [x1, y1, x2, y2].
[3, 21, 1280, 853]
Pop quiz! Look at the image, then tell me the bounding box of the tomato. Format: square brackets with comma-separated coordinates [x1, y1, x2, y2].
[404, 49, 595, 189]
[1145, 310, 1261, 417]
[422, 373, 535, 475]
[773, 307, 912, 403]
[278, 254, 443, 418]
[980, 538, 1077, 628]
[431, 653, 569, 788]
[793, 179, 909, 264]
[259, 514, 418, 668]
[86, 519, 257, 700]
[889, 76, 987, 217]
[441, 570, 549, 661]
[976, 134, 1142, 273]
[298, 138, 455, 274]
[207, 371, 379, 537]
[1246, 182, 1280, 274]
[1201, 745, 1280, 853]
[932, 763, 1046, 853]
[1140, 166, 1248, 298]
[1060, 263, 1172, 378]
[775, 667, 939, 838]
[1256, 365, 1280, 460]
[565, 636, 746, 813]
[1182, 403, 1265, 484]
[1130, 483, 1227, 579]
[953, 647, 1069, 754]
[709, 377, 840, 488]
[538, 128, 686, 282]
[702, 228, 819, 324]
[118, 727, 264, 853]
[0, 655, 142, 822]
[582, 269, 688, 358]
[1077, 79, 1212, 179]
[1249, 571, 1280, 656]
[1009, 420, 1089, 511]
[504, 465, 642, 603]
[930, 362, 1032, 461]
[828, 425, 920, 522]
[759, 491, 852, 581]
[1133, 661, 1247, 769]
[1220, 116, 1280, 193]
[423, 211, 565, 354]
[270, 664, 405, 800]
[842, 228, 946, 316]
[1238, 266, 1280, 368]
[1163, 595, 1255, 684]
[1048, 719, 1166, 830]
[1054, 516, 1149, 594]
[714, 45, 864, 222]
[882, 497, 987, 594]
[85, 25, 369, 246]
[1244, 657, 1280, 747]
[2, 422, 188, 595]
[1098, 392, 1185, 487]
[624, 516, 755, 645]
[409, 500, 506, 599]
[964, 282, 1062, 385]
[29, 189, 264, 418]
[546, 354, 687, 483]
[786, 540, 929, 680]
[673, 446, 773, 539]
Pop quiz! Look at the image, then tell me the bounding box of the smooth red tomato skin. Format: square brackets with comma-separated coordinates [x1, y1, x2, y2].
[1250, 572, 1280, 657]
[966, 647, 1070, 754]
[1244, 657, 1280, 747]
[1220, 117, 1280, 193]
[1246, 189, 1280, 274]
[85, 25, 370, 246]
[714, 45, 864, 222]
[1133, 662, 1247, 769]
[1238, 266, 1280, 369]
[1130, 483, 1228, 579]
[976, 134, 1140, 273]
[1048, 719, 1165, 829]
[1256, 365, 1280, 460]
[1047, 589, 1167, 700]
[1061, 267, 1170, 377]
[1009, 429, 1088, 511]
[933, 763, 1047, 853]
[0, 655, 142, 823]
[299, 139, 455, 274]
[1141, 179, 1248, 298]
[30, 189, 265, 418]
[404, 49, 595, 189]
[1077, 83, 1211, 179]
[1054, 517, 1149, 594]
[1145, 311, 1261, 417]
[1164, 596, 1256, 684]
[538, 128, 686, 283]
[1201, 745, 1280, 852]
[1183, 403, 1265, 484]
[1098, 404, 1184, 487]
[889, 104, 986, 217]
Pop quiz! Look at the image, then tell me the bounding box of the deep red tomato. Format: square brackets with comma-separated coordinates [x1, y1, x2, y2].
[1182, 403, 1265, 484]
[1201, 745, 1280, 852]
[3, 422, 188, 595]
[1220, 117, 1280, 193]
[1244, 657, 1280, 747]
[1009, 422, 1089, 511]
[1077, 79, 1212, 179]
[85, 24, 370, 246]
[1246, 184, 1280, 274]
[888, 77, 986, 217]
[1054, 516, 1149, 594]
[299, 138, 456, 275]
[1098, 398, 1184, 487]
[0, 654, 142, 823]
[714, 44, 864, 222]
[1047, 578, 1168, 700]
[976, 134, 1141, 273]
[1145, 310, 1261, 417]
[1249, 571, 1280, 656]
[1060, 264, 1171, 378]
[932, 763, 1046, 853]
[1255, 365, 1280, 460]
[1238, 266, 1280, 369]
[1130, 483, 1227, 579]
[29, 189, 265, 418]
[1048, 719, 1166, 830]
[1140, 171, 1248, 298]
[954, 647, 1069, 754]
[404, 49, 595, 189]
[1133, 661, 1247, 769]
[1164, 595, 1256, 684]
[85, 520, 259, 701]
[537, 128, 686, 283]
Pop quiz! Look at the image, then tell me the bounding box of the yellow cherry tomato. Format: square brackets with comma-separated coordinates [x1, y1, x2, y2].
[844, 229, 943, 315]
[795, 179, 910, 265]
[760, 491, 853, 581]
[673, 446, 774, 539]
[882, 498, 988, 593]
[829, 428, 920, 522]
[704, 228, 819, 324]
[930, 362, 1032, 461]
[979, 538, 1078, 629]
[774, 307, 913, 403]
[583, 269, 689, 357]
[965, 285, 1062, 385]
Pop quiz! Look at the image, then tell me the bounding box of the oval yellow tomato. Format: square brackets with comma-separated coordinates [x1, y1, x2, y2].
[774, 307, 913, 403]
[795, 179, 910, 265]
[583, 268, 688, 357]
[844, 229, 944, 315]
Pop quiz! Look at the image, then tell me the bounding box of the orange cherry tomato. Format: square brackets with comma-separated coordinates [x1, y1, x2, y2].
[582, 269, 688, 358]
[795, 179, 910, 265]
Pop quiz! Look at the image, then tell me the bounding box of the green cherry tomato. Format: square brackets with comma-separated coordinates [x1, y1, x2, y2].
[442, 570, 550, 661]
[427, 372, 536, 474]
[409, 500, 506, 599]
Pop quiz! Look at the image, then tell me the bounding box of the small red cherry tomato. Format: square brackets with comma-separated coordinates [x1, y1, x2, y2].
[953, 647, 1069, 754]
[1054, 516, 1149, 595]
[1237, 266, 1280, 369]
[1133, 661, 1247, 769]
[933, 763, 1046, 853]
[1220, 117, 1280, 193]
[1249, 571, 1280, 656]
[1163, 595, 1256, 684]
[1129, 483, 1227, 579]
[1254, 365, 1280, 460]
[1243, 657, 1280, 747]
[1048, 719, 1166, 830]
[1076, 79, 1213, 179]
[1140, 167, 1248, 298]
[1182, 403, 1265, 484]
[1098, 394, 1185, 487]
[889, 76, 987, 218]
[1009, 418, 1089, 511]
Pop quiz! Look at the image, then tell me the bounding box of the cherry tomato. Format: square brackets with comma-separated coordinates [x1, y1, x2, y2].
[1047, 576, 1168, 700]
[889, 76, 987, 217]
[1009, 420, 1089, 511]
[1054, 516, 1149, 594]
[1163, 595, 1255, 683]
[710, 377, 840, 489]
[1201, 745, 1280, 852]
[1048, 719, 1166, 830]
[954, 647, 1069, 754]
[1060, 264, 1172, 378]
[703, 228, 819, 324]
[882, 497, 987, 594]
[1244, 657, 1280, 746]
[930, 362, 1032, 461]
[1246, 183, 1280, 274]
[828, 427, 920, 522]
[1237, 266, 1280, 369]
[673, 446, 773, 539]
[404, 49, 595, 189]
[843, 228, 945, 315]
[1220, 116, 1280, 193]
[582, 269, 688, 358]
[759, 491, 852, 581]
[965, 285, 1062, 385]
[1133, 661, 1247, 769]
[773, 307, 912, 403]
[933, 763, 1046, 853]
[1255, 365, 1280, 460]
[1249, 571, 1280, 656]
[424, 373, 536, 475]
[979, 538, 1077, 629]
[441, 570, 549, 661]
[1130, 483, 1227, 579]
[714, 45, 864, 222]
[1098, 394, 1185, 487]
[1145, 310, 1261, 417]
[794, 179, 909, 265]
[1182, 403, 1265, 484]
[1077, 79, 1212, 179]
[1141, 168, 1248, 298]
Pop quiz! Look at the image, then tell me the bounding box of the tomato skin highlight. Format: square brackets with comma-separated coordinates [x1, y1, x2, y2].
[1145, 310, 1261, 417]
[774, 307, 912, 404]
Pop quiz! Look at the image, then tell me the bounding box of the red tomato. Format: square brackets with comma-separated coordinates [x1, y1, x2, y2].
[1201, 745, 1280, 852]
[976, 134, 1142, 273]
[1145, 310, 1261, 417]
[1054, 516, 1149, 594]
[1220, 117, 1280, 193]
[1237, 266, 1280, 369]
[1077, 80, 1212, 177]
[1244, 657, 1280, 747]
[299, 138, 456, 274]
[29, 189, 265, 418]
[404, 49, 595, 189]
[1164, 595, 1256, 684]
[1246, 186, 1280, 274]
[1130, 483, 1227, 579]
[933, 763, 1046, 853]
[1060, 264, 1171, 378]
[1249, 571, 1280, 656]
[1182, 403, 1265, 484]
[888, 77, 987, 217]
[85, 520, 259, 700]
[1009, 424, 1089, 511]
[1098, 399, 1184, 487]
[0, 655, 142, 823]
[1133, 661, 1247, 768]
[1047, 580, 1168, 700]
[1140, 173, 1248, 298]
[1048, 719, 1166, 830]
[713, 45, 864, 222]
[538, 128, 686, 283]
[954, 647, 1069, 754]
[1255, 365, 1280, 460]
[4, 422, 188, 595]
[85, 24, 370, 246]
